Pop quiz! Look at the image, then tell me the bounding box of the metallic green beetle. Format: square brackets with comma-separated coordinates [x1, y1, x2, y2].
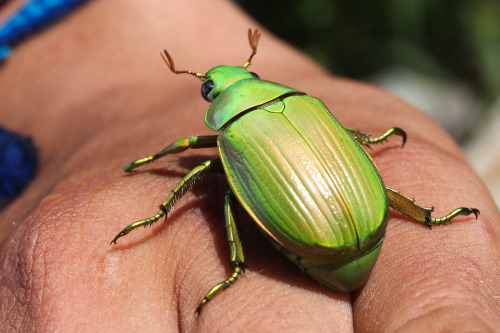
[111, 29, 479, 314]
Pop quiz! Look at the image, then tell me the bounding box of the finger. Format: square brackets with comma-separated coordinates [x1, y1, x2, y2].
[351, 109, 500, 331]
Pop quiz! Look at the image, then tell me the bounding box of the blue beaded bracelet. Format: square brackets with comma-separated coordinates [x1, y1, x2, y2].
[0, 0, 92, 61]
[0, 127, 38, 206]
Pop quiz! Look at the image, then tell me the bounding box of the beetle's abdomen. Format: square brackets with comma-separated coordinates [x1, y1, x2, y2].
[218, 95, 388, 263]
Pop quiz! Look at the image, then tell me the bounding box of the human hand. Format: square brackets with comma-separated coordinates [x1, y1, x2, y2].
[1, 0, 499, 331]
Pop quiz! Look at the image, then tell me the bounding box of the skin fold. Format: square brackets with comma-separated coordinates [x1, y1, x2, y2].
[0, 0, 499, 331]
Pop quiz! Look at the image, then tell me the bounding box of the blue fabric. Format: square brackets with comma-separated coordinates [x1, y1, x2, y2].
[0, 0, 91, 62]
[0, 127, 38, 205]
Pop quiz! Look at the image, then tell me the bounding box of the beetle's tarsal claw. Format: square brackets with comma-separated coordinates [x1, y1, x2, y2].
[110, 231, 126, 245]
[194, 301, 205, 315]
[110, 235, 120, 245]
[400, 129, 408, 147]
[424, 216, 433, 230]
[426, 206, 479, 225]
[347, 127, 407, 149]
[460, 207, 480, 219]
[196, 267, 243, 314]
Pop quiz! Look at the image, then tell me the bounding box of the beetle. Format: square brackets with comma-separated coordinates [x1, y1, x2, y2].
[111, 29, 479, 314]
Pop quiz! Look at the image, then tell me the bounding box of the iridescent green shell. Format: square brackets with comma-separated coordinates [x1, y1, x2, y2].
[207, 77, 389, 291]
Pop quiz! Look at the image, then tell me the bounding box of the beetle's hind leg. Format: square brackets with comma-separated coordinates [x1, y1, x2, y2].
[124, 135, 218, 171]
[345, 127, 406, 148]
[111, 157, 223, 244]
[386, 187, 479, 228]
[195, 190, 246, 314]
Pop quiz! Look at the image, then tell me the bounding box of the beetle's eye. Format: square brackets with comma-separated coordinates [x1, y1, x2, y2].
[250, 72, 260, 79]
[201, 80, 215, 102]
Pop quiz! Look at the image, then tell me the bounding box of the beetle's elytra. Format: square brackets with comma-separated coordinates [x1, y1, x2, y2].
[111, 29, 479, 314]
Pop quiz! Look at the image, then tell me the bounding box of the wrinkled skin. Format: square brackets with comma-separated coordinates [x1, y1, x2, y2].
[1, 0, 499, 331]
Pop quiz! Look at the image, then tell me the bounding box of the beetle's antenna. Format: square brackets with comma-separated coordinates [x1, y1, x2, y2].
[161, 50, 205, 80]
[243, 29, 260, 68]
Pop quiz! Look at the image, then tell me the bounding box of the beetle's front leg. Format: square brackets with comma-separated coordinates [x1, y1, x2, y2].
[111, 157, 223, 244]
[386, 187, 479, 228]
[195, 191, 246, 314]
[345, 127, 406, 148]
[124, 135, 218, 171]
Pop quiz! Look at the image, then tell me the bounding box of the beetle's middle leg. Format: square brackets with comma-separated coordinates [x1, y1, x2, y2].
[111, 157, 223, 244]
[124, 135, 218, 171]
[195, 190, 246, 314]
[386, 187, 479, 228]
[345, 127, 406, 148]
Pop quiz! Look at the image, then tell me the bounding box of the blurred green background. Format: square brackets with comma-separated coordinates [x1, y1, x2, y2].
[238, 0, 500, 142]
[237, 0, 500, 206]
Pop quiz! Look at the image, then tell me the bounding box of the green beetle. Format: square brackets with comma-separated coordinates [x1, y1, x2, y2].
[111, 29, 479, 314]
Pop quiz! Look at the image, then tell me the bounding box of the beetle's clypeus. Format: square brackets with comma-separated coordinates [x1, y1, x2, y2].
[111, 29, 479, 314]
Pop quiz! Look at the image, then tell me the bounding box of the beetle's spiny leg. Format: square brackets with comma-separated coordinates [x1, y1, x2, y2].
[368, 127, 407, 147]
[110, 211, 165, 244]
[111, 158, 221, 244]
[427, 207, 480, 226]
[224, 191, 245, 266]
[195, 191, 246, 314]
[124, 135, 218, 172]
[346, 127, 406, 148]
[386, 187, 479, 227]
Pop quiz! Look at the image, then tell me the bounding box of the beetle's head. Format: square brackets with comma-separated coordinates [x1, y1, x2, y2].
[201, 66, 259, 102]
[161, 29, 261, 102]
